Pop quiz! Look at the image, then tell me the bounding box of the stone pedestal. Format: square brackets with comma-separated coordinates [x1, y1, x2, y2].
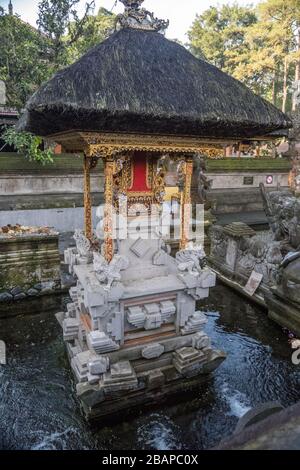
[60, 231, 225, 420]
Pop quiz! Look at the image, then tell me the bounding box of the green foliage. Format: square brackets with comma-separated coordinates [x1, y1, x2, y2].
[2, 127, 54, 164]
[188, 0, 300, 112]
[188, 4, 257, 70]
[0, 14, 51, 109]
[37, 0, 96, 66]
[67, 7, 116, 62]
[0, 1, 100, 109]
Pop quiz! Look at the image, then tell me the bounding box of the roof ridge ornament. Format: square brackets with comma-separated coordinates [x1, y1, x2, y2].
[116, 0, 169, 34]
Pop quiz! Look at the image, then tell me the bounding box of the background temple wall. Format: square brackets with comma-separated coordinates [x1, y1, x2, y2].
[0, 153, 292, 231]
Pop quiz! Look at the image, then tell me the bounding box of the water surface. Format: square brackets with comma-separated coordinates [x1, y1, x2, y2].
[0, 284, 299, 450]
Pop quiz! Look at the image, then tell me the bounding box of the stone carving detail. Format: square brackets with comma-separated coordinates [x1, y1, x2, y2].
[192, 332, 211, 350]
[107, 311, 123, 342]
[126, 300, 176, 330]
[153, 249, 167, 266]
[71, 351, 92, 383]
[73, 229, 92, 257]
[116, 0, 169, 33]
[142, 343, 165, 359]
[173, 347, 206, 375]
[210, 225, 284, 287]
[87, 331, 119, 354]
[176, 242, 207, 275]
[88, 356, 110, 376]
[195, 156, 213, 205]
[260, 184, 300, 252]
[63, 317, 80, 341]
[61, 184, 223, 415]
[211, 190, 300, 306]
[93, 252, 129, 289]
[127, 306, 146, 328]
[159, 300, 176, 321]
[181, 311, 207, 335]
[276, 251, 300, 304]
[102, 361, 138, 392]
[130, 237, 150, 258]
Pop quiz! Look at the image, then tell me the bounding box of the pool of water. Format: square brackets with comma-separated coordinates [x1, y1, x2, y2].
[0, 283, 299, 450]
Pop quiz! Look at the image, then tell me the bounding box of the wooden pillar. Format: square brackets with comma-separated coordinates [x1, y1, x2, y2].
[180, 157, 193, 250]
[83, 154, 92, 240]
[103, 157, 114, 262]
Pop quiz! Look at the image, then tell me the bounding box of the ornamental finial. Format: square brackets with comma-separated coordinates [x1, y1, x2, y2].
[116, 0, 169, 34]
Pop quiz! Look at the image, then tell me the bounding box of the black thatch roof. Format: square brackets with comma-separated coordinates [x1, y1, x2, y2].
[18, 28, 292, 138]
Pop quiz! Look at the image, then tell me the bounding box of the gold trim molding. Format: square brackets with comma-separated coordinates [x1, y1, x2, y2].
[83, 133, 225, 158]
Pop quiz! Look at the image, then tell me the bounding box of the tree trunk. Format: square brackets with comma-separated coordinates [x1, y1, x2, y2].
[282, 56, 289, 113]
[292, 27, 300, 111]
[272, 68, 278, 106]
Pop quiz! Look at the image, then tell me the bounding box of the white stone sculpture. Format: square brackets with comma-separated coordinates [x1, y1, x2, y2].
[73, 229, 91, 257]
[93, 251, 129, 289]
[176, 242, 207, 275]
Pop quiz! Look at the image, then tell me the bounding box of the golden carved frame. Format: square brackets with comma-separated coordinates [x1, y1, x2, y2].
[66, 132, 225, 261]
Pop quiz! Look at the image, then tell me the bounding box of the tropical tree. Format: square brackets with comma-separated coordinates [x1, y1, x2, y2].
[257, 0, 300, 111]
[37, 0, 95, 67]
[67, 7, 116, 62]
[188, 0, 300, 112]
[188, 4, 257, 71]
[0, 13, 50, 109]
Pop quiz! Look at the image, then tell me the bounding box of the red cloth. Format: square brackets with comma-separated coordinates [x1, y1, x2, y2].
[128, 152, 150, 192]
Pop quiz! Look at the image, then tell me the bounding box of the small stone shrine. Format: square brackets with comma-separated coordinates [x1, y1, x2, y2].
[18, 1, 291, 419]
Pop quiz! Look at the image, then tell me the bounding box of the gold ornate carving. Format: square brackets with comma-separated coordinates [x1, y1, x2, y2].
[83, 155, 93, 240]
[104, 158, 115, 262]
[84, 133, 224, 158]
[198, 147, 225, 158]
[180, 158, 194, 250]
[83, 156, 99, 240]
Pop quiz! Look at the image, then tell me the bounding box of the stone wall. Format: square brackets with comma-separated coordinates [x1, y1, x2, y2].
[0, 234, 61, 304]
[0, 153, 292, 226]
[0, 152, 104, 232]
[205, 158, 292, 214]
[0, 173, 103, 196]
[0, 152, 103, 197]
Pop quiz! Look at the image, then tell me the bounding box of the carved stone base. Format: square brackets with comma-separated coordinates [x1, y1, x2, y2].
[60, 232, 226, 421]
[265, 290, 300, 337]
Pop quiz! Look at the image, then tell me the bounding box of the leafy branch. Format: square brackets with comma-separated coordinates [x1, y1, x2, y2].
[1, 127, 54, 164]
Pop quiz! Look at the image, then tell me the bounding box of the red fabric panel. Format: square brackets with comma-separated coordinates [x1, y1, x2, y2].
[128, 152, 150, 192]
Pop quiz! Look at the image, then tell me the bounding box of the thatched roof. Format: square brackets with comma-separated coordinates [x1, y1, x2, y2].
[18, 28, 292, 138]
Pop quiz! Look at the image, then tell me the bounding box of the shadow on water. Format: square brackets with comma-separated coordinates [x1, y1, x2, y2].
[0, 283, 299, 450]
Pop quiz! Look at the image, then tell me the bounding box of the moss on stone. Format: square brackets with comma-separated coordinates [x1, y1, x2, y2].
[0, 152, 103, 174]
[206, 158, 292, 172]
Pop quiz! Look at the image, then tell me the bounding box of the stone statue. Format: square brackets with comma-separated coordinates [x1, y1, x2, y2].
[73, 229, 91, 257]
[259, 184, 300, 252]
[116, 0, 169, 33]
[275, 251, 300, 304]
[93, 251, 129, 290]
[176, 242, 207, 275]
[195, 157, 213, 205]
[256, 186, 300, 309]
